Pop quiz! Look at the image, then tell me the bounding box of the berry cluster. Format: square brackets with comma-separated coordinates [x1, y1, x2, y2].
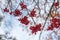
[29, 9, 36, 17]
[30, 24, 42, 34]
[47, 18, 60, 30]
[18, 16, 29, 25]
[20, 2, 27, 10]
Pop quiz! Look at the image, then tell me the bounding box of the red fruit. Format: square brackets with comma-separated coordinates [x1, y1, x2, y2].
[35, 24, 41, 31]
[52, 23, 59, 28]
[3, 8, 9, 12]
[53, 2, 59, 8]
[9, 12, 13, 15]
[18, 16, 29, 25]
[14, 9, 21, 16]
[47, 27, 53, 30]
[30, 26, 35, 30]
[23, 16, 28, 19]
[58, 19, 60, 25]
[30, 24, 41, 34]
[47, 25, 54, 30]
[30, 26, 36, 34]
[29, 9, 36, 17]
[20, 2, 27, 10]
[51, 18, 57, 22]
[48, 18, 60, 31]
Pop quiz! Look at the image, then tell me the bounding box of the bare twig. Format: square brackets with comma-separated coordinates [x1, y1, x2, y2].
[39, 0, 55, 40]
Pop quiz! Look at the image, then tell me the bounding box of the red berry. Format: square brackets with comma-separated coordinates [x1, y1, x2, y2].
[9, 12, 13, 15]
[18, 16, 29, 25]
[14, 9, 21, 16]
[30, 24, 42, 34]
[3, 8, 9, 12]
[51, 18, 57, 22]
[48, 18, 60, 31]
[35, 24, 41, 31]
[29, 9, 36, 17]
[30, 26, 35, 30]
[20, 2, 27, 10]
[47, 27, 53, 30]
[53, 2, 59, 8]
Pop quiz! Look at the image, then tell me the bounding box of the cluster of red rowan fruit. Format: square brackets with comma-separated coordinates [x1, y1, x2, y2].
[3, 2, 60, 34]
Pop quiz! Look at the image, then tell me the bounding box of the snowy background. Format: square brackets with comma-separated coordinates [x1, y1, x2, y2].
[0, 0, 60, 40]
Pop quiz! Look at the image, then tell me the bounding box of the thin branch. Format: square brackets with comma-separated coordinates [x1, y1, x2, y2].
[39, 0, 55, 40]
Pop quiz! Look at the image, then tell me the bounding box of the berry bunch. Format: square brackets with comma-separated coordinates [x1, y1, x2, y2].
[30, 24, 42, 34]
[18, 16, 29, 25]
[47, 18, 60, 30]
